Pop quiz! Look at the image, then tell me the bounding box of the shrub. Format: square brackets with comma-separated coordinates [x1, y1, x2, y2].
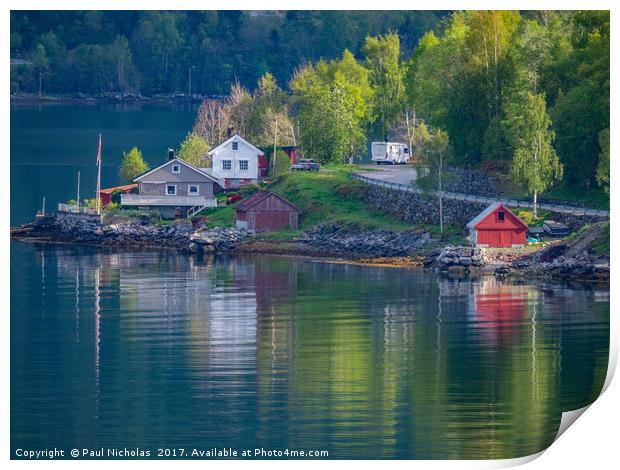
[238, 183, 261, 197]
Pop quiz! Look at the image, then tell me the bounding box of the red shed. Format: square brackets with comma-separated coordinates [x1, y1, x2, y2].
[235, 191, 300, 232]
[466, 203, 527, 248]
[99, 184, 138, 206]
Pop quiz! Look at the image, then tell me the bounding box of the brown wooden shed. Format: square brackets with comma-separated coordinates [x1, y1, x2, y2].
[235, 191, 300, 232]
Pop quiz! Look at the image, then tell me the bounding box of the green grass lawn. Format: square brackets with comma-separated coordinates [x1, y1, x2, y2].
[268, 170, 415, 232]
[199, 205, 235, 228]
[193, 169, 462, 239]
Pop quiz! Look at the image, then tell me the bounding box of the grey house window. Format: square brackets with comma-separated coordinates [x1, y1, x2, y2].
[239, 160, 249, 171]
[188, 185, 199, 195]
[232, 142, 239, 150]
[222, 160, 232, 171]
[172, 164, 180, 173]
[166, 185, 177, 195]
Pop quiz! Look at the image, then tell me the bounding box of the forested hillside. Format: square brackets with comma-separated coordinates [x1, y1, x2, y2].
[10, 10, 444, 96]
[11, 10, 610, 199]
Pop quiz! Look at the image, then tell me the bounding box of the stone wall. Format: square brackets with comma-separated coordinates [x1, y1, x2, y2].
[360, 185, 485, 228]
[443, 166, 499, 196]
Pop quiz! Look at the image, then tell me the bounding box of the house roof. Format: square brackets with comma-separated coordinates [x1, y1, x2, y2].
[466, 203, 527, 230]
[235, 191, 301, 213]
[99, 183, 137, 195]
[207, 134, 264, 156]
[133, 158, 219, 184]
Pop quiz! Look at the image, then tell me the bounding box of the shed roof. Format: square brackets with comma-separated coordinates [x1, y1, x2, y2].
[235, 191, 301, 213]
[99, 183, 137, 195]
[466, 203, 527, 230]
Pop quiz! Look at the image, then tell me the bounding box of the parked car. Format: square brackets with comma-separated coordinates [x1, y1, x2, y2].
[291, 159, 320, 171]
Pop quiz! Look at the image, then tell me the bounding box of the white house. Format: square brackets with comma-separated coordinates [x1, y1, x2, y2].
[206, 134, 266, 189]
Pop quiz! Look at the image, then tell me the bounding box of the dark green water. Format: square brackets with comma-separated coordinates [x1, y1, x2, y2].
[11, 242, 609, 459]
[10, 103, 610, 459]
[10, 102, 196, 226]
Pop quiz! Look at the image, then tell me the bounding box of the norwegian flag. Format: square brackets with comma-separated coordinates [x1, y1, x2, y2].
[96, 133, 102, 165]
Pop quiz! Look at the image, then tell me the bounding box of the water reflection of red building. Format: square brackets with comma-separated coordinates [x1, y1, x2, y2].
[472, 278, 530, 344]
[254, 260, 298, 311]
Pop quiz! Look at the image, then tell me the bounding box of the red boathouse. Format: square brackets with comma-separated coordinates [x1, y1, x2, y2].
[466, 203, 527, 248]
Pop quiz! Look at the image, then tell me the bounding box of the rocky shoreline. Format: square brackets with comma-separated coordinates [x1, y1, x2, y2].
[10, 214, 609, 282]
[11, 213, 248, 254]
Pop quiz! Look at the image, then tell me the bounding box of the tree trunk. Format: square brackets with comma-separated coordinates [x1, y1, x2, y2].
[533, 190, 538, 218]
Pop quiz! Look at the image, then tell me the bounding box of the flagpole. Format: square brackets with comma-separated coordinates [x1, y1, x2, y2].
[96, 133, 102, 215]
[77, 171, 81, 209]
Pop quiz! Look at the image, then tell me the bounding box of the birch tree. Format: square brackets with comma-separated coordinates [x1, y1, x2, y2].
[425, 129, 451, 239]
[193, 100, 231, 145]
[505, 92, 562, 217]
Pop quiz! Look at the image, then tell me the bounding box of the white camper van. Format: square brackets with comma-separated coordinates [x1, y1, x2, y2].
[371, 142, 410, 164]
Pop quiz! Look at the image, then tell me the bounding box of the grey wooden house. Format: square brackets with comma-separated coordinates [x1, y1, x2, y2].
[121, 150, 218, 218]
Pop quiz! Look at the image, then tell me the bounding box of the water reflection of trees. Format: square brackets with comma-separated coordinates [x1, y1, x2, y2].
[35, 245, 609, 458]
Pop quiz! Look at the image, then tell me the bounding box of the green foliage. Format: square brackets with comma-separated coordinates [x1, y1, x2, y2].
[270, 150, 291, 178]
[424, 129, 453, 184]
[595, 128, 609, 193]
[514, 209, 550, 227]
[504, 92, 563, 198]
[238, 183, 261, 197]
[11, 11, 444, 96]
[362, 32, 405, 135]
[194, 75, 295, 149]
[119, 147, 149, 184]
[407, 10, 608, 197]
[291, 51, 373, 164]
[178, 132, 210, 168]
[589, 222, 610, 256]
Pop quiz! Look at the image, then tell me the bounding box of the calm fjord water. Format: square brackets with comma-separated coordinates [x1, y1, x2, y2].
[10, 102, 196, 226]
[11, 243, 608, 459]
[11, 103, 609, 459]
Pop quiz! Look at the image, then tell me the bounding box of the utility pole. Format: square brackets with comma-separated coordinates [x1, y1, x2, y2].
[272, 116, 278, 177]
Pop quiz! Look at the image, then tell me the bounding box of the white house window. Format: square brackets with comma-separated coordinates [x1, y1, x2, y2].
[188, 184, 199, 195]
[232, 142, 239, 150]
[222, 160, 232, 171]
[166, 185, 177, 195]
[239, 160, 249, 171]
[172, 164, 180, 173]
